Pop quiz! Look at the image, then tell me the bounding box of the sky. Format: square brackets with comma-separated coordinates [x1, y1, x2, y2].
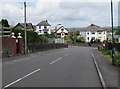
[0, 0, 119, 29]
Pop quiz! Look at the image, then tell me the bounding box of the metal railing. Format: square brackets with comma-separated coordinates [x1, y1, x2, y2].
[28, 43, 68, 53]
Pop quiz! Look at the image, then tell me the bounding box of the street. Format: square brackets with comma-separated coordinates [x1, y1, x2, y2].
[3, 47, 103, 88]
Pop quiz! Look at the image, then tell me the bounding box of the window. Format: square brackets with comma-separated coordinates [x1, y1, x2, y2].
[39, 26, 41, 29]
[91, 32, 95, 34]
[65, 33, 68, 35]
[44, 32, 47, 34]
[87, 37, 89, 40]
[87, 32, 89, 35]
[39, 30, 42, 33]
[44, 26, 47, 29]
[61, 29, 64, 31]
[91, 37, 95, 40]
[104, 31, 105, 34]
[98, 31, 102, 34]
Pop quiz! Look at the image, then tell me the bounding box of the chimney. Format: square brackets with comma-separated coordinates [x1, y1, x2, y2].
[91, 24, 95, 26]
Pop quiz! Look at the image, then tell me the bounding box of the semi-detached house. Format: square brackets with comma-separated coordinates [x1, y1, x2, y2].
[80, 24, 107, 42]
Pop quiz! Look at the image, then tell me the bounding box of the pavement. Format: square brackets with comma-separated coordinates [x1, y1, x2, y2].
[2, 46, 119, 88]
[92, 49, 119, 88]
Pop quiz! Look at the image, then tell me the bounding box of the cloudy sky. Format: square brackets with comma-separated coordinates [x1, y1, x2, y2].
[0, 0, 119, 28]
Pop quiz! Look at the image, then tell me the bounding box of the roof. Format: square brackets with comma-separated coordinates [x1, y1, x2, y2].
[14, 23, 35, 30]
[36, 20, 51, 26]
[82, 24, 106, 32]
[56, 26, 69, 32]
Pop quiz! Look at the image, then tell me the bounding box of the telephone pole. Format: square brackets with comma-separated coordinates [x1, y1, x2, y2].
[111, 0, 115, 65]
[24, 2, 27, 54]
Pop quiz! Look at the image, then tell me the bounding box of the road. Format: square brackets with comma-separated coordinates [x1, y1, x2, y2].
[2, 47, 102, 88]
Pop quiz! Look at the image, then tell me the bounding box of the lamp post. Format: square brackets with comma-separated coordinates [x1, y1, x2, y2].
[110, 0, 115, 65]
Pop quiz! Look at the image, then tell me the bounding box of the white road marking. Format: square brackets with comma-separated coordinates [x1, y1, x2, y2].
[65, 53, 69, 56]
[91, 51, 106, 89]
[4, 68, 40, 88]
[50, 57, 62, 64]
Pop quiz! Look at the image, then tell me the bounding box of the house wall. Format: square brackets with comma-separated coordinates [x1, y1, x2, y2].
[56, 27, 69, 38]
[81, 31, 107, 42]
[36, 26, 51, 35]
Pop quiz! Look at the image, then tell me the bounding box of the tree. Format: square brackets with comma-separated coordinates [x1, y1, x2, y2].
[1, 19, 10, 27]
[115, 30, 120, 35]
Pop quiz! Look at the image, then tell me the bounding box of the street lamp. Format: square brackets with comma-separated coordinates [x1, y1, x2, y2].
[110, 0, 115, 65]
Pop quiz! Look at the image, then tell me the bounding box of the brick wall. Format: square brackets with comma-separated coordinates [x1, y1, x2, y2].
[2, 37, 13, 57]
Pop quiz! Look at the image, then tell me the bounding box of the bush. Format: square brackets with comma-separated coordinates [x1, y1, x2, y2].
[11, 28, 49, 44]
[76, 37, 85, 43]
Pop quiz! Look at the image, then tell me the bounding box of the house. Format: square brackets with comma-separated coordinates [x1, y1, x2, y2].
[55, 26, 69, 38]
[14, 23, 35, 31]
[80, 24, 107, 42]
[36, 20, 51, 35]
[107, 34, 120, 43]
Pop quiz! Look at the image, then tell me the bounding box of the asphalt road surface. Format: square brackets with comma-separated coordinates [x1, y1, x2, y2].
[2, 47, 102, 88]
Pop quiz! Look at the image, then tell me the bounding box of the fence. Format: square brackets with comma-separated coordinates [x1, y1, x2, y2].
[105, 42, 120, 52]
[28, 43, 68, 53]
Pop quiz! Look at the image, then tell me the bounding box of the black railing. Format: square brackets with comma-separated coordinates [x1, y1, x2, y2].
[28, 43, 68, 53]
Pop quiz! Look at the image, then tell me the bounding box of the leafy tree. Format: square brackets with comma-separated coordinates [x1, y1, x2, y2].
[115, 30, 120, 35]
[1, 19, 10, 27]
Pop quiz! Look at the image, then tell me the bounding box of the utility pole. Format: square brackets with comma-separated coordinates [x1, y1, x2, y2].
[111, 0, 115, 65]
[24, 2, 27, 54]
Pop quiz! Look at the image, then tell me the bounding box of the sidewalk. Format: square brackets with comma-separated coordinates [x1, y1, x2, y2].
[2, 48, 63, 63]
[92, 49, 119, 88]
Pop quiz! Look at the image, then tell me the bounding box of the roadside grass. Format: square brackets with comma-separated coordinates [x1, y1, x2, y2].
[99, 49, 112, 62]
[99, 49, 120, 67]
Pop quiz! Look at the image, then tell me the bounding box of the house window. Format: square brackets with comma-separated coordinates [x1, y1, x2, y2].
[104, 31, 105, 34]
[44, 32, 47, 34]
[87, 37, 89, 40]
[61, 29, 64, 31]
[44, 26, 47, 29]
[91, 37, 95, 40]
[87, 32, 89, 35]
[65, 33, 68, 35]
[91, 32, 95, 34]
[39, 30, 42, 33]
[39, 26, 41, 29]
[98, 31, 102, 34]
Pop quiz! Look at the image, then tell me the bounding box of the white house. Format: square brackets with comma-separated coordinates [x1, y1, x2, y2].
[55, 26, 69, 38]
[36, 20, 51, 35]
[80, 24, 107, 42]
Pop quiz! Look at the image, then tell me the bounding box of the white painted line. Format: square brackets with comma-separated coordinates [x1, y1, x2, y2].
[50, 58, 62, 64]
[91, 51, 107, 89]
[4, 68, 40, 88]
[4, 78, 22, 88]
[65, 53, 69, 56]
